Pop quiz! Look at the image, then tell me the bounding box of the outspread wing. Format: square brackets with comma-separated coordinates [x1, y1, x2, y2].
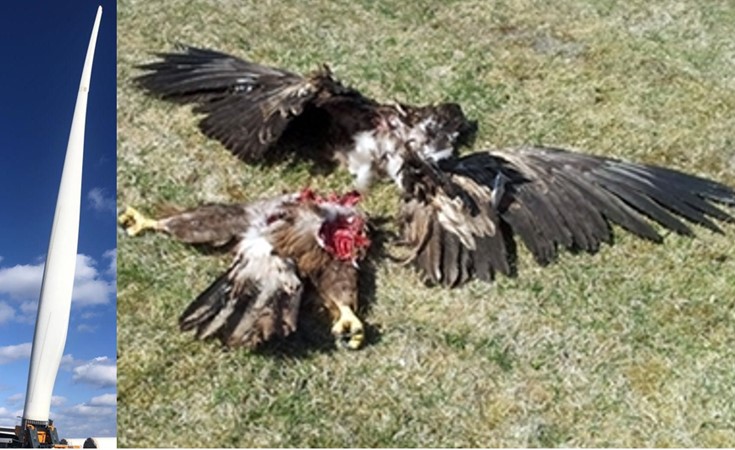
[135, 45, 368, 163]
[399, 145, 735, 287]
[157, 203, 251, 246]
[179, 232, 304, 349]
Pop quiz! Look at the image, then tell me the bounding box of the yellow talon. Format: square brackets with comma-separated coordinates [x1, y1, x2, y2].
[331, 304, 364, 350]
[118, 206, 160, 236]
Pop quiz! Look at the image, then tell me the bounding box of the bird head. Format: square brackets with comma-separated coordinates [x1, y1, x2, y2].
[297, 188, 371, 265]
[317, 213, 371, 265]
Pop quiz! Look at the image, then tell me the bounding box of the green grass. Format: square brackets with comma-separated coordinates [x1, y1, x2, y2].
[117, 0, 735, 446]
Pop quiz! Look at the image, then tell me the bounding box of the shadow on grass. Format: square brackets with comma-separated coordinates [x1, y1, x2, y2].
[250, 315, 384, 359]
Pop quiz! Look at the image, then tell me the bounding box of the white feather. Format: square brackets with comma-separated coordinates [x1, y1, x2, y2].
[350, 131, 379, 191]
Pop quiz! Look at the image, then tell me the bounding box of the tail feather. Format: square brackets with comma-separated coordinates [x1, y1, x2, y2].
[179, 272, 231, 333]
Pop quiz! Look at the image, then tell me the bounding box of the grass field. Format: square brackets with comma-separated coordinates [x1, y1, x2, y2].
[117, 0, 735, 447]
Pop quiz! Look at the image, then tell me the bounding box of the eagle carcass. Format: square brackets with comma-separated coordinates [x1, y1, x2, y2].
[118, 189, 371, 350]
[135, 46, 735, 289]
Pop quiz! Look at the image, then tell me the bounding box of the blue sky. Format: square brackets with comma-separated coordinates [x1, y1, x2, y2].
[0, 0, 116, 439]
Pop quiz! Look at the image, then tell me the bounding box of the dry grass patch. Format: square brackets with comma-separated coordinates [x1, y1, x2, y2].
[118, 0, 735, 447]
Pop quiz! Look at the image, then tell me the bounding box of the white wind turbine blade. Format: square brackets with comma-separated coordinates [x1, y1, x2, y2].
[22, 6, 103, 425]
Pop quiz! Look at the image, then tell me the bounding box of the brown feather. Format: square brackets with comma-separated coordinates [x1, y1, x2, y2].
[311, 259, 360, 320]
[136, 46, 375, 165]
[165, 192, 369, 349]
[399, 144, 734, 288]
[159, 203, 250, 245]
[440, 229, 461, 287]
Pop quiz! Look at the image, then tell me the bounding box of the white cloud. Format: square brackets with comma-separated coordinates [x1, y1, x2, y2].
[69, 279, 113, 306]
[19, 301, 38, 315]
[87, 188, 115, 213]
[63, 394, 116, 419]
[70, 255, 115, 306]
[72, 357, 116, 388]
[59, 354, 79, 370]
[56, 395, 117, 438]
[88, 394, 116, 407]
[50, 396, 66, 407]
[74, 254, 98, 280]
[6, 393, 24, 406]
[66, 403, 115, 417]
[102, 249, 116, 277]
[0, 254, 114, 309]
[0, 263, 44, 301]
[0, 406, 23, 424]
[76, 323, 97, 333]
[0, 302, 15, 324]
[0, 343, 32, 364]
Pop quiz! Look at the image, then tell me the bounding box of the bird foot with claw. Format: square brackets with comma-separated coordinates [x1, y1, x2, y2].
[331, 305, 364, 350]
[118, 206, 160, 236]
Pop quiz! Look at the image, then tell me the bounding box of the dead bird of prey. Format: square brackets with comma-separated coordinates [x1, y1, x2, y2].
[136, 46, 735, 289]
[119, 188, 371, 350]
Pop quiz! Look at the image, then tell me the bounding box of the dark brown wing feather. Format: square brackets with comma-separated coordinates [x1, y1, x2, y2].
[136, 46, 303, 102]
[135, 45, 369, 162]
[491, 146, 734, 263]
[400, 145, 735, 287]
[400, 199, 514, 287]
[398, 161, 514, 287]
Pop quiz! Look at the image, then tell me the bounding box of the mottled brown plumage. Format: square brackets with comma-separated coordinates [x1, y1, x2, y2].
[135, 46, 735, 293]
[119, 190, 370, 350]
